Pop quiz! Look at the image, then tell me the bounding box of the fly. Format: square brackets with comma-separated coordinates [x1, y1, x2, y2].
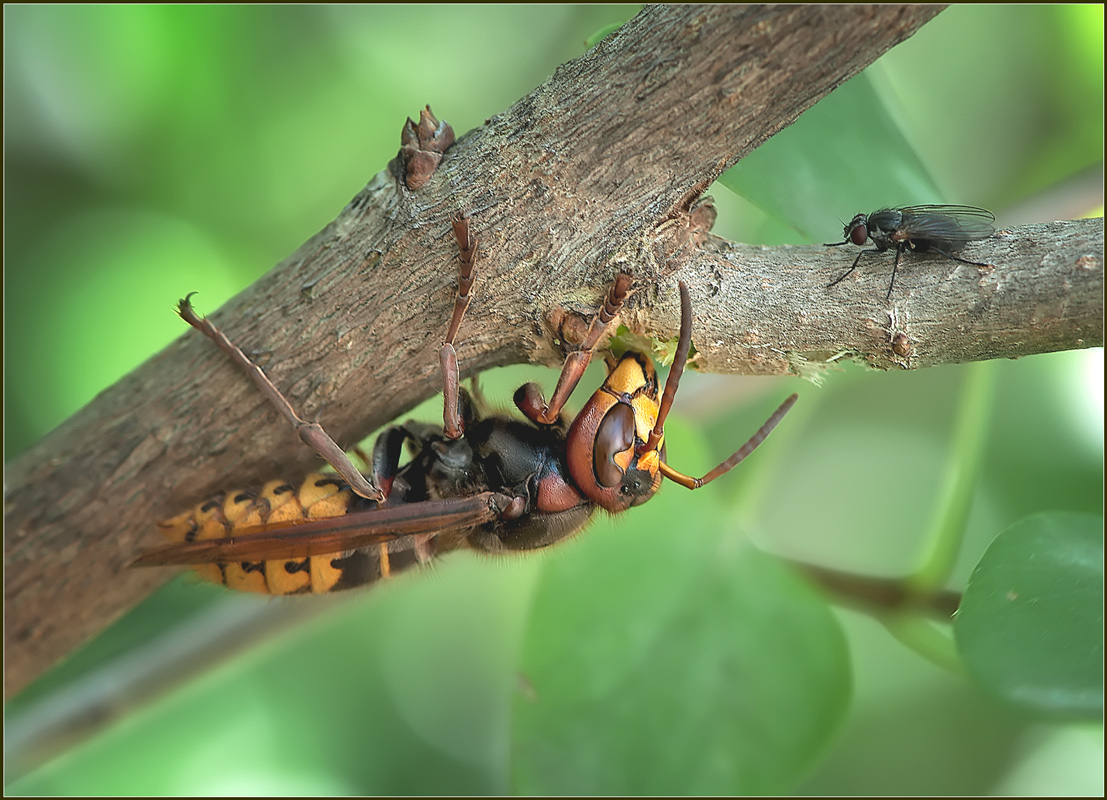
[825, 204, 996, 300]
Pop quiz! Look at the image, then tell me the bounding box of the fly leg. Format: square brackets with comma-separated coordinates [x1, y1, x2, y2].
[827, 248, 877, 289]
[176, 296, 385, 502]
[927, 246, 990, 269]
[885, 243, 907, 300]
[441, 212, 478, 440]
[514, 273, 633, 427]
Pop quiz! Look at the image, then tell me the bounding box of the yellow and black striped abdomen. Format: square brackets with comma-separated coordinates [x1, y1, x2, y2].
[157, 473, 420, 594]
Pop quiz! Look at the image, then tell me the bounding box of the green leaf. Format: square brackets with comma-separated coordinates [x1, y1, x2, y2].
[719, 72, 943, 241]
[584, 22, 624, 49]
[954, 512, 1104, 719]
[511, 421, 851, 794]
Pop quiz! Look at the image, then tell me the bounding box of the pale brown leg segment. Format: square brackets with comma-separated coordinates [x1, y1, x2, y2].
[177, 295, 385, 503]
[440, 212, 478, 440]
[515, 273, 633, 426]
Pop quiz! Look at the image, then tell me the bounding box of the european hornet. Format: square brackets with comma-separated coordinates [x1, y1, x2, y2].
[131, 215, 798, 594]
[825, 204, 995, 300]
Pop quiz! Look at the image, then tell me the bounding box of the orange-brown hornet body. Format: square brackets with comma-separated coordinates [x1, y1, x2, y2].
[133, 215, 796, 594]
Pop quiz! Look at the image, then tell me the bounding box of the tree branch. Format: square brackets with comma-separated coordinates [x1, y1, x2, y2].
[5, 4, 1100, 699]
[661, 217, 1103, 377]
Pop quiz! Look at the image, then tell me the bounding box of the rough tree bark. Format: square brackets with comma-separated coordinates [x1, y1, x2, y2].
[4, 4, 1102, 699]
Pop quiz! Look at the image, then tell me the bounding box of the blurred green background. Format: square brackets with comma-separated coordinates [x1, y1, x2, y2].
[4, 5, 1103, 795]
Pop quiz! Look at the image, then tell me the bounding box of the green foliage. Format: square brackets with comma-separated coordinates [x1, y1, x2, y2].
[584, 21, 626, 49]
[512, 429, 849, 795]
[720, 74, 945, 242]
[956, 513, 1104, 719]
[4, 4, 1102, 797]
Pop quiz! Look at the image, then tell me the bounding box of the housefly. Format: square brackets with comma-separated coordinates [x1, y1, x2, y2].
[826, 204, 996, 300]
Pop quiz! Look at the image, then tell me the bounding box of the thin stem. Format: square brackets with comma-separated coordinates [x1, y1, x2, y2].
[883, 616, 967, 675]
[907, 359, 997, 595]
[789, 560, 962, 619]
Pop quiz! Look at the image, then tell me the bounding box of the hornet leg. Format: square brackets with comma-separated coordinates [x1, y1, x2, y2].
[176, 296, 384, 502]
[440, 212, 478, 440]
[514, 273, 633, 427]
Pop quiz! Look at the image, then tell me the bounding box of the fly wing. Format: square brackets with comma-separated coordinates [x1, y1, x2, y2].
[130, 492, 513, 567]
[897, 205, 996, 246]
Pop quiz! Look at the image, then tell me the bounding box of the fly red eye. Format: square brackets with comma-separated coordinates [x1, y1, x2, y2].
[850, 222, 868, 246]
[593, 403, 636, 487]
